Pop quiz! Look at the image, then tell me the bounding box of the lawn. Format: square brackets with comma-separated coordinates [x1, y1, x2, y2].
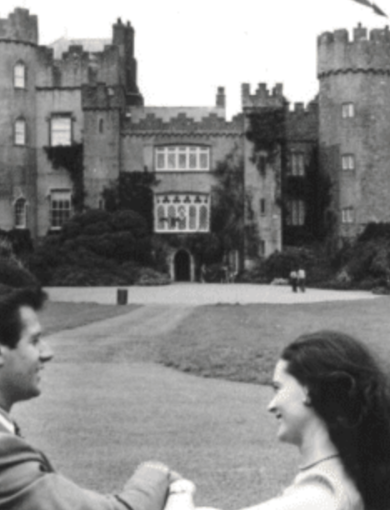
[158, 298, 390, 385]
[41, 301, 140, 334]
[13, 296, 390, 510]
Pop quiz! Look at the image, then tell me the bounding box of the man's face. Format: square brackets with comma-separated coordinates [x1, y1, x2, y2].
[0, 305, 53, 410]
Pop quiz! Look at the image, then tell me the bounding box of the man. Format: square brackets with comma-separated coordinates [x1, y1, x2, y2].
[297, 268, 306, 293]
[0, 286, 175, 510]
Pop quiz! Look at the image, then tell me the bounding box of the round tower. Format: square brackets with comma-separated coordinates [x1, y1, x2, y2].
[0, 8, 38, 233]
[318, 24, 390, 244]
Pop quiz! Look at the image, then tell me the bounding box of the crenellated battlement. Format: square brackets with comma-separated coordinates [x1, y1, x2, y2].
[318, 23, 390, 77]
[286, 99, 318, 141]
[36, 40, 124, 88]
[241, 83, 286, 109]
[122, 107, 243, 135]
[39, 17, 139, 95]
[289, 99, 318, 115]
[0, 8, 38, 45]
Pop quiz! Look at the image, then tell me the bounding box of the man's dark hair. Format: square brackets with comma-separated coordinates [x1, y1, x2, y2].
[0, 287, 47, 348]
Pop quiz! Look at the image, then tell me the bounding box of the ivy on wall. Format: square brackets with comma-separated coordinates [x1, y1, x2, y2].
[246, 107, 286, 209]
[102, 171, 158, 232]
[44, 143, 85, 212]
[243, 191, 260, 259]
[212, 145, 245, 256]
[246, 107, 286, 155]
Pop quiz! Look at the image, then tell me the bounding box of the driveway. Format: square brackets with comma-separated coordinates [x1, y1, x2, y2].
[45, 282, 378, 305]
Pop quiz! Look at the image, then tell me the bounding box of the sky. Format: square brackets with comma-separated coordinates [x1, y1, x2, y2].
[1, 0, 390, 118]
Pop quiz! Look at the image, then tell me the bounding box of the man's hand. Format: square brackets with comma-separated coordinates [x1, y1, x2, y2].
[122, 461, 171, 510]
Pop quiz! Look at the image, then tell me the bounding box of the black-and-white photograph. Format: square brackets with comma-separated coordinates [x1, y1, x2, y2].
[1, 1, 390, 509]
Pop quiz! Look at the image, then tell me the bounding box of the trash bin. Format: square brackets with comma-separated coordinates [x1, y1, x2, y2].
[117, 288, 128, 305]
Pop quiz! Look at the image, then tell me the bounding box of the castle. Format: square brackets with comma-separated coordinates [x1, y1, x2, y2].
[0, 8, 387, 280]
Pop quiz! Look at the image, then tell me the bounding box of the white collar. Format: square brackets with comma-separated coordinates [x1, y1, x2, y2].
[0, 409, 16, 434]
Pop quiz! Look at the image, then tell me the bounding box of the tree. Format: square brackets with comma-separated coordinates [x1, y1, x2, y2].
[102, 172, 157, 231]
[212, 145, 245, 256]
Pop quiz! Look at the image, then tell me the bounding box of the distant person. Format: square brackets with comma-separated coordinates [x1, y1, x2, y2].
[297, 268, 306, 292]
[195, 330, 390, 510]
[200, 264, 206, 283]
[0, 286, 177, 510]
[289, 269, 298, 292]
[221, 264, 228, 284]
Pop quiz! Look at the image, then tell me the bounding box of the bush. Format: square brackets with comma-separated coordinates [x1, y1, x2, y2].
[27, 208, 157, 286]
[135, 268, 171, 286]
[110, 210, 148, 238]
[0, 257, 39, 288]
[237, 245, 333, 285]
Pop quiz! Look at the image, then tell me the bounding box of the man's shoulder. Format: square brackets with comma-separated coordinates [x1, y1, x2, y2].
[0, 430, 41, 467]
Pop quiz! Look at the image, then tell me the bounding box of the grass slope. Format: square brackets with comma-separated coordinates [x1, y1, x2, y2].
[41, 301, 140, 334]
[158, 298, 390, 384]
[16, 297, 390, 509]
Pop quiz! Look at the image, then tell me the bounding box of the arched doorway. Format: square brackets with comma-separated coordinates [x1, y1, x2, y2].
[174, 249, 191, 281]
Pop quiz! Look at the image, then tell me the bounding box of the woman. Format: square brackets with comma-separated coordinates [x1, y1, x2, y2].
[170, 330, 390, 510]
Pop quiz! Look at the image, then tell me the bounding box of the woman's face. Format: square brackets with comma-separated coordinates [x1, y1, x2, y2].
[268, 358, 315, 446]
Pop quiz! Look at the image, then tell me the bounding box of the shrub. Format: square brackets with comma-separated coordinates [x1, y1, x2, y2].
[135, 268, 171, 286]
[0, 257, 39, 288]
[27, 208, 157, 286]
[237, 245, 333, 285]
[110, 210, 148, 238]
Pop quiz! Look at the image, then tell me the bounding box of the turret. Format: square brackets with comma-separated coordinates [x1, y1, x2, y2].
[318, 24, 390, 243]
[241, 83, 286, 109]
[318, 24, 390, 78]
[0, 8, 38, 45]
[0, 8, 38, 233]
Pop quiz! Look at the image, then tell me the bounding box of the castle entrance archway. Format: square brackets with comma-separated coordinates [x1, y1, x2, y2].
[174, 249, 191, 282]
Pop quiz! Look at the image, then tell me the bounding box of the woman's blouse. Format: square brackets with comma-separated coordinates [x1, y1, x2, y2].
[241, 456, 364, 510]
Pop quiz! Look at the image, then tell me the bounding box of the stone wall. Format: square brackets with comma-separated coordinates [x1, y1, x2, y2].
[0, 9, 38, 232]
[319, 24, 390, 242]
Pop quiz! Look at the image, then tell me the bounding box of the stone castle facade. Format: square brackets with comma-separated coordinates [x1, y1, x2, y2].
[0, 8, 387, 279]
[318, 24, 390, 243]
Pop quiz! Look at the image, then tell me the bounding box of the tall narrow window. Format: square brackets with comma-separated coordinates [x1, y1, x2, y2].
[157, 205, 166, 230]
[341, 207, 354, 224]
[199, 205, 208, 230]
[259, 240, 266, 256]
[51, 116, 72, 146]
[168, 205, 176, 230]
[177, 205, 186, 230]
[14, 62, 26, 89]
[291, 152, 305, 176]
[342, 103, 354, 118]
[260, 199, 266, 216]
[14, 198, 27, 228]
[14, 119, 26, 146]
[50, 190, 72, 229]
[287, 200, 305, 226]
[189, 206, 196, 230]
[99, 118, 104, 134]
[341, 154, 355, 171]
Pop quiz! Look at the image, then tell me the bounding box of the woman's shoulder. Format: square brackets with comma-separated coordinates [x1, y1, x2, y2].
[288, 458, 363, 510]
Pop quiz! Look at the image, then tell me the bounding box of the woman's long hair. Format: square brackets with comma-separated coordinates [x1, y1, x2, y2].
[281, 330, 390, 510]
